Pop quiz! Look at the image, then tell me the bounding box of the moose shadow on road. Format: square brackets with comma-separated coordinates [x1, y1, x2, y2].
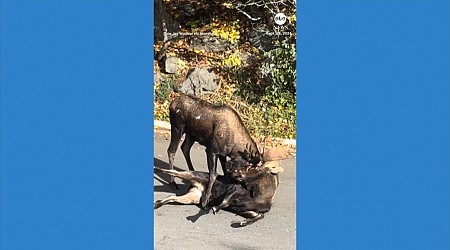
[153, 157, 190, 195]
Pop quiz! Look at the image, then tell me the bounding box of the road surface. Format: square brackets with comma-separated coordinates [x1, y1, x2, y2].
[153, 132, 297, 250]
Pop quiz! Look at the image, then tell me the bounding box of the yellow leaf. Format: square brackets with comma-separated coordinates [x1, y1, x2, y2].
[222, 3, 233, 8]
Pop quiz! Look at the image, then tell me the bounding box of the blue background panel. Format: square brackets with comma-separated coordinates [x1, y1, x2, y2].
[298, 0, 449, 249]
[1, 1, 154, 249]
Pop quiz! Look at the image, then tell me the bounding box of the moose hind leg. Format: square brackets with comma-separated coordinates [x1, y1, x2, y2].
[154, 187, 202, 210]
[154, 167, 210, 184]
[167, 125, 184, 189]
[181, 134, 195, 171]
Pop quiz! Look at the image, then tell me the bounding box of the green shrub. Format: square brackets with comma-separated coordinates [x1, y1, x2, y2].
[262, 39, 296, 109]
[155, 74, 177, 103]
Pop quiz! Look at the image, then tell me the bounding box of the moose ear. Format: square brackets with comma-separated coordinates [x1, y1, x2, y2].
[258, 146, 265, 156]
[225, 160, 233, 170]
[263, 161, 280, 169]
[263, 161, 285, 174]
[269, 166, 285, 174]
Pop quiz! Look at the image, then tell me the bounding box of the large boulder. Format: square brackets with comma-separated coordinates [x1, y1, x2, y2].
[178, 68, 217, 95]
[164, 56, 183, 74]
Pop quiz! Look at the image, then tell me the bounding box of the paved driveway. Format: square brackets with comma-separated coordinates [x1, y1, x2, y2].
[153, 132, 296, 250]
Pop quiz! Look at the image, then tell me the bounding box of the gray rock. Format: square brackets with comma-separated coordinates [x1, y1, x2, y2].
[164, 56, 183, 74]
[190, 36, 231, 53]
[178, 68, 217, 95]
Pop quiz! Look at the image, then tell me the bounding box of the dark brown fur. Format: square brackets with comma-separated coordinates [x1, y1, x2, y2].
[167, 93, 261, 208]
[154, 162, 282, 227]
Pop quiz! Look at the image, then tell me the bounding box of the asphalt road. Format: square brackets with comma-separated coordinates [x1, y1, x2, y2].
[153, 132, 297, 250]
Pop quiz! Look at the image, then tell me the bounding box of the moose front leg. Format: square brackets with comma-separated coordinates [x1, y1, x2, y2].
[231, 211, 265, 227]
[218, 155, 228, 174]
[211, 186, 239, 214]
[201, 150, 218, 209]
[212, 199, 231, 215]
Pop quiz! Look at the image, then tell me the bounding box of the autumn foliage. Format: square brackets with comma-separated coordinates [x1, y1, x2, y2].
[154, 0, 297, 140]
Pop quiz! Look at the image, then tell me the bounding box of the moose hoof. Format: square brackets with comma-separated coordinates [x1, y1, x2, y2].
[231, 220, 247, 227]
[212, 207, 219, 215]
[154, 201, 163, 210]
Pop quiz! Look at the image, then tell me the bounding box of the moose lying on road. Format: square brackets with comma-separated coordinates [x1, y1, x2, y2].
[167, 93, 261, 208]
[154, 160, 284, 227]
